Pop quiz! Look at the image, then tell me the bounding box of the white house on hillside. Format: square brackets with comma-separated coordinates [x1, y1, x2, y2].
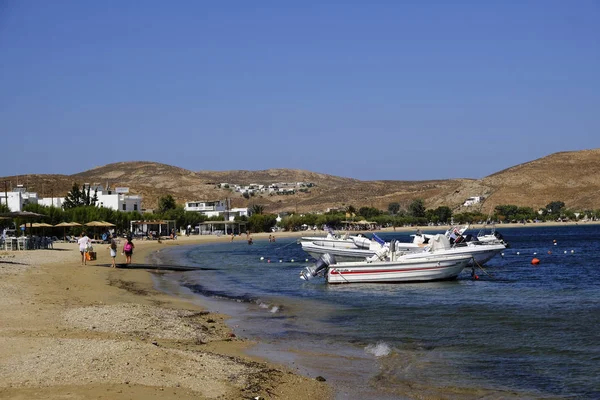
[463, 196, 483, 206]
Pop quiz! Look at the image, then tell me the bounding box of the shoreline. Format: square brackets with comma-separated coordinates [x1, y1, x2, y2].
[0, 236, 332, 399]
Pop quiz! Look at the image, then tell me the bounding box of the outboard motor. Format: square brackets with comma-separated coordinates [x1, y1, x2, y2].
[300, 253, 336, 281]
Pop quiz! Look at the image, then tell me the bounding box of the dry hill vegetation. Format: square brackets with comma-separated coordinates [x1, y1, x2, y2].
[2, 149, 600, 214]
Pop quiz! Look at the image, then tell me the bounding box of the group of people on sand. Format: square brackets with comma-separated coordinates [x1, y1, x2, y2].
[77, 232, 135, 268]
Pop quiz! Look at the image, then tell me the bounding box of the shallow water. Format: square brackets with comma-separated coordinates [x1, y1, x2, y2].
[152, 226, 600, 399]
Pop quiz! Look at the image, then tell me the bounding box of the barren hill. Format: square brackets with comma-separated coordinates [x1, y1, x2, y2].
[2, 149, 600, 214]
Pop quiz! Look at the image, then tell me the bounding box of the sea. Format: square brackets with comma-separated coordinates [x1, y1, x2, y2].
[149, 225, 600, 400]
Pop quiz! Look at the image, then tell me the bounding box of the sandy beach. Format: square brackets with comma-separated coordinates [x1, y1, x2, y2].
[0, 234, 332, 400]
[0, 220, 595, 399]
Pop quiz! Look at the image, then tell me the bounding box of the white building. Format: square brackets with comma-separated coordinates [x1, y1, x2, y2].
[184, 199, 249, 220]
[184, 200, 227, 217]
[0, 186, 38, 212]
[38, 197, 65, 208]
[463, 196, 483, 207]
[89, 185, 142, 212]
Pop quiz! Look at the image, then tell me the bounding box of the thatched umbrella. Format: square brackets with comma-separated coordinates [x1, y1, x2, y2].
[0, 211, 46, 242]
[54, 221, 82, 241]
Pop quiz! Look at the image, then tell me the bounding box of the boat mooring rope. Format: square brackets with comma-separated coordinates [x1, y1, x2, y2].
[472, 257, 496, 280]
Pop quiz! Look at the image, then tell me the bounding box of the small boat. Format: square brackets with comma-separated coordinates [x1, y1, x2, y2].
[300, 233, 424, 262]
[299, 253, 472, 284]
[476, 224, 508, 245]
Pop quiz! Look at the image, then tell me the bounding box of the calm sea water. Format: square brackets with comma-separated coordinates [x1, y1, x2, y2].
[151, 225, 600, 399]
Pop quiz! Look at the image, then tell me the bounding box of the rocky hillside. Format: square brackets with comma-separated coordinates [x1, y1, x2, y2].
[2, 149, 600, 214]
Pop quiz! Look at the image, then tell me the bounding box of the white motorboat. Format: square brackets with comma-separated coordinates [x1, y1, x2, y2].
[300, 233, 424, 262]
[301, 227, 505, 266]
[396, 234, 506, 266]
[299, 253, 472, 284]
[476, 224, 508, 245]
[412, 224, 470, 245]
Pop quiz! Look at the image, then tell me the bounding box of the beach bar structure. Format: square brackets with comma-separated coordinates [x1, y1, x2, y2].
[197, 220, 247, 235]
[130, 220, 177, 239]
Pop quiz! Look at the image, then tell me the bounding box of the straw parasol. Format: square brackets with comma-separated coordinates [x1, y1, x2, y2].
[54, 221, 82, 241]
[54, 221, 82, 228]
[85, 221, 106, 227]
[0, 211, 46, 237]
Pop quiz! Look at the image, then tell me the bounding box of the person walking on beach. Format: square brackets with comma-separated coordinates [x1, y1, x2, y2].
[123, 237, 135, 265]
[107, 234, 117, 268]
[78, 232, 91, 266]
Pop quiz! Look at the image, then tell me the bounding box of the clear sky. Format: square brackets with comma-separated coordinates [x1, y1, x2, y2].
[1, 1, 598, 181]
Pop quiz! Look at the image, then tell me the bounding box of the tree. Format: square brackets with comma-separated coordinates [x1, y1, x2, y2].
[426, 206, 452, 223]
[388, 202, 400, 215]
[545, 201, 565, 215]
[158, 195, 177, 213]
[249, 204, 264, 215]
[408, 199, 426, 218]
[358, 206, 381, 219]
[63, 183, 84, 209]
[248, 213, 277, 232]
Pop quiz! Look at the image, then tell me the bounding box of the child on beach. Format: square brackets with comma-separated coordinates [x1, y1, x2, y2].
[107, 234, 117, 268]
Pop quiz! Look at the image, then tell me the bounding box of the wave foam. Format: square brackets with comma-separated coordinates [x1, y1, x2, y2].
[365, 342, 392, 357]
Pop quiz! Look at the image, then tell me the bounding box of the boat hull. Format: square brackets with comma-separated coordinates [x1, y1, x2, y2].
[326, 255, 472, 284]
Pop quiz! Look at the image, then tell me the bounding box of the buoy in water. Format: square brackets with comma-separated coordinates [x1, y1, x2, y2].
[260, 256, 264, 260]
[554, 242, 557, 246]
[531, 258, 540, 265]
[564, 251, 567, 254]
[267, 259, 271, 263]
[291, 259, 294, 262]
[571, 250, 574, 253]
[517, 252, 520, 255]
[533, 252, 537, 255]
[547, 251, 552, 255]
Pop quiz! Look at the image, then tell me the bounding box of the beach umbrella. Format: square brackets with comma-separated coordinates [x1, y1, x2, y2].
[54, 222, 82, 227]
[100, 221, 116, 227]
[85, 221, 109, 240]
[85, 221, 106, 227]
[0, 211, 46, 239]
[54, 221, 82, 241]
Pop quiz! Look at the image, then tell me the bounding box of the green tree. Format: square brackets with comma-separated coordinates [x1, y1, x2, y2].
[408, 199, 426, 218]
[545, 201, 565, 215]
[158, 195, 177, 213]
[249, 204, 264, 215]
[63, 183, 84, 209]
[388, 202, 400, 215]
[495, 204, 519, 221]
[248, 213, 277, 232]
[358, 206, 382, 219]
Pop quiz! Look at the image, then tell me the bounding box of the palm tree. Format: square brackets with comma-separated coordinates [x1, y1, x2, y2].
[249, 204, 264, 215]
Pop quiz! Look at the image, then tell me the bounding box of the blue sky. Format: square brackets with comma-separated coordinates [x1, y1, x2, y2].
[1, 1, 598, 181]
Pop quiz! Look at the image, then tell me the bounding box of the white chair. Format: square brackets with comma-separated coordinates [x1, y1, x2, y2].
[3, 238, 14, 251]
[17, 237, 27, 250]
